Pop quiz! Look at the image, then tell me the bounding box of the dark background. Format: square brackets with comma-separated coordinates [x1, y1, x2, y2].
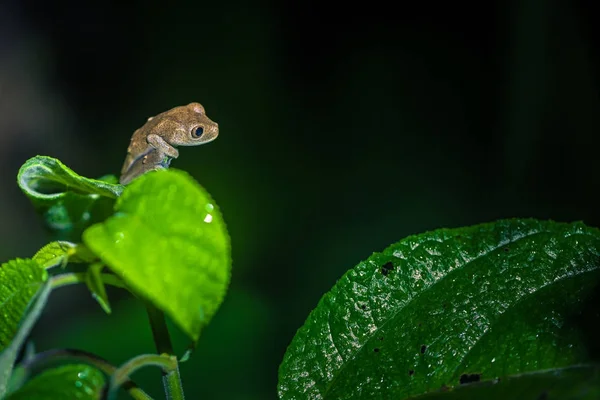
[1, 0, 599, 398]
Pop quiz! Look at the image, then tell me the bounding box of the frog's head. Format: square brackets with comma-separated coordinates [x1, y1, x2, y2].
[168, 102, 219, 146]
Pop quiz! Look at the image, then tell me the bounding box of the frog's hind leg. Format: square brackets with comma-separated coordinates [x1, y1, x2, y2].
[120, 147, 153, 175]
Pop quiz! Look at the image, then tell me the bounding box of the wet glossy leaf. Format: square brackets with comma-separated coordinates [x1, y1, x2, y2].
[278, 219, 600, 400]
[6, 364, 105, 400]
[17, 156, 123, 240]
[413, 364, 600, 400]
[83, 169, 231, 343]
[0, 264, 50, 398]
[33, 241, 97, 269]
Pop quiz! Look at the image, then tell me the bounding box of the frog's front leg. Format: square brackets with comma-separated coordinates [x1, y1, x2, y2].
[147, 133, 180, 159]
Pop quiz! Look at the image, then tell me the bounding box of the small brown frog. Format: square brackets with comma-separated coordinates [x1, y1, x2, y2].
[119, 102, 219, 185]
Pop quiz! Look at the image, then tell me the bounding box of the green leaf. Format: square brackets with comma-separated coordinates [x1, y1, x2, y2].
[0, 260, 51, 397]
[83, 169, 231, 343]
[0, 259, 48, 352]
[6, 364, 105, 400]
[17, 156, 124, 240]
[85, 263, 111, 314]
[412, 364, 600, 400]
[33, 241, 97, 269]
[18, 156, 123, 200]
[278, 219, 600, 400]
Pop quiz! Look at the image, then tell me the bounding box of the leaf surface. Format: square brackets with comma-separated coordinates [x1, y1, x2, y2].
[33, 241, 97, 269]
[413, 364, 600, 400]
[18, 156, 122, 200]
[6, 364, 105, 400]
[0, 259, 48, 352]
[83, 169, 231, 343]
[0, 259, 50, 397]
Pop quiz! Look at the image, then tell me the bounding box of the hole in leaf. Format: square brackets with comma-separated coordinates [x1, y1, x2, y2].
[420, 345, 427, 354]
[380, 262, 394, 276]
[408, 370, 414, 376]
[459, 373, 481, 384]
[373, 348, 380, 353]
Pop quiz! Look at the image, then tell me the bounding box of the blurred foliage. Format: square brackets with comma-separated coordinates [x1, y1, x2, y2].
[32, 287, 272, 399]
[1, 0, 600, 398]
[7, 364, 105, 400]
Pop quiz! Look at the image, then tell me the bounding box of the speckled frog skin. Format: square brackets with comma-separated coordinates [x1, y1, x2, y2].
[119, 102, 219, 185]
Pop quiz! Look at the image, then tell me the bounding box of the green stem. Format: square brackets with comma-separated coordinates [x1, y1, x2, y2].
[20, 348, 153, 400]
[109, 354, 177, 400]
[162, 364, 184, 400]
[50, 273, 186, 398]
[50, 272, 128, 290]
[145, 303, 174, 355]
[145, 303, 185, 400]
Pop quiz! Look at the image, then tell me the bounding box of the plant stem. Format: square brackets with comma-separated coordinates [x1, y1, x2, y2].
[50, 272, 128, 290]
[109, 354, 177, 400]
[50, 274, 186, 398]
[145, 303, 185, 400]
[110, 354, 175, 387]
[20, 348, 153, 400]
[145, 303, 174, 355]
[162, 364, 184, 400]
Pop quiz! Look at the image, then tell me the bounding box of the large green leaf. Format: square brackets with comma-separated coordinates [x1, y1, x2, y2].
[0, 260, 50, 397]
[83, 169, 231, 343]
[413, 364, 600, 400]
[278, 219, 600, 399]
[6, 364, 105, 400]
[17, 156, 123, 240]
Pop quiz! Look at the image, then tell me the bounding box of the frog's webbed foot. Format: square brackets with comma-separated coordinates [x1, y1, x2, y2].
[147, 133, 180, 159]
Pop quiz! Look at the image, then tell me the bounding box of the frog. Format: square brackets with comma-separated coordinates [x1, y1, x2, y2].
[119, 102, 219, 185]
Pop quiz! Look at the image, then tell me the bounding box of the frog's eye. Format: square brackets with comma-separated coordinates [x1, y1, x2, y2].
[192, 126, 204, 138]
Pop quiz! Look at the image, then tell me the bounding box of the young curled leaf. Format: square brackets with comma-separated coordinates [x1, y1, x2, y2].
[17, 156, 123, 240]
[17, 156, 123, 200]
